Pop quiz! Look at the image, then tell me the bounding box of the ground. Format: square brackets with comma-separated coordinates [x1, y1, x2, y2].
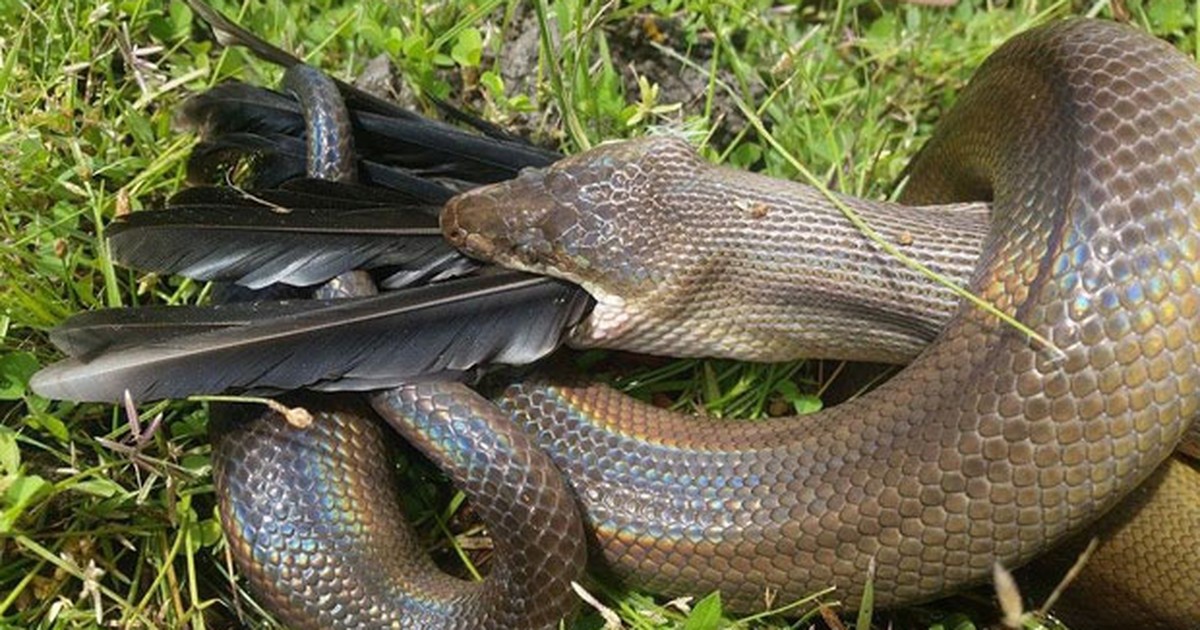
[0, 0, 1195, 628]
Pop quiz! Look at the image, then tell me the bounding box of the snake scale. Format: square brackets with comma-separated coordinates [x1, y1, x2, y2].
[31, 13, 1200, 630]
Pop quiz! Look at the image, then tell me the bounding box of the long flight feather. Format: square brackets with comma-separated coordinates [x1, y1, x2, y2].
[108, 194, 466, 288]
[31, 273, 592, 402]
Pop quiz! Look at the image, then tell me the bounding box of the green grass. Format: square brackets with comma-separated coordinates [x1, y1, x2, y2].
[1, 0, 1196, 628]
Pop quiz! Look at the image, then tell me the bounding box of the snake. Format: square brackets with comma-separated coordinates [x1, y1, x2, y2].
[432, 18, 1199, 627]
[31, 14, 1200, 630]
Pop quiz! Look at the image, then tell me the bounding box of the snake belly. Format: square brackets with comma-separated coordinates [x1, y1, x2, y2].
[439, 18, 1200, 623]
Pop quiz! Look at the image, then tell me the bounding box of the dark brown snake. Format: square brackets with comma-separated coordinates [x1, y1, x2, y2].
[37, 16, 1200, 630]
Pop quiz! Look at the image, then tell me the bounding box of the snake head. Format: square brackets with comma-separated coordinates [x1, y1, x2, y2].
[442, 136, 701, 297]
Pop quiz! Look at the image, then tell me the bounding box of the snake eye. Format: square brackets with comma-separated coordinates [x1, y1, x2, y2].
[512, 228, 553, 264]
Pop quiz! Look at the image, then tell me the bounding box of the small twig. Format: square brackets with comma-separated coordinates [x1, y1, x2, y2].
[572, 581, 622, 629]
[1037, 537, 1099, 617]
[187, 395, 313, 428]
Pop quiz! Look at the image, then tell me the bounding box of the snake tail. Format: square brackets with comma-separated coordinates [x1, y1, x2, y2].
[281, 65, 360, 184]
[1028, 456, 1200, 629]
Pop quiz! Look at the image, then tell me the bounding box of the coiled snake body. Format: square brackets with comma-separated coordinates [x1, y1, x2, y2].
[434, 18, 1200, 625]
[34, 16, 1200, 630]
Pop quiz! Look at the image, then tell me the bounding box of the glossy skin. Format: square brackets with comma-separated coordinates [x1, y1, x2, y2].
[217, 18, 1200, 630]
[213, 390, 587, 630]
[282, 65, 359, 184]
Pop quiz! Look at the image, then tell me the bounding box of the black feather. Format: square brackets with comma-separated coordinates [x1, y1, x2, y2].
[177, 82, 302, 138]
[181, 0, 560, 181]
[350, 111, 557, 182]
[30, 3, 592, 406]
[50, 300, 315, 359]
[180, 81, 557, 185]
[181, 0, 430, 123]
[181, 0, 546, 150]
[185, 132, 309, 189]
[186, 132, 461, 202]
[108, 190, 467, 288]
[31, 273, 593, 402]
[167, 179, 436, 212]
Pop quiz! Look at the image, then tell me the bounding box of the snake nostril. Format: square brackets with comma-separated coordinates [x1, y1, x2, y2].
[440, 202, 468, 245]
[462, 233, 496, 258]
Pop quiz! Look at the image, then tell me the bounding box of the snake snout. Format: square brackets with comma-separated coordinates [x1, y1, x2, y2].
[442, 168, 573, 272]
[441, 185, 510, 259]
